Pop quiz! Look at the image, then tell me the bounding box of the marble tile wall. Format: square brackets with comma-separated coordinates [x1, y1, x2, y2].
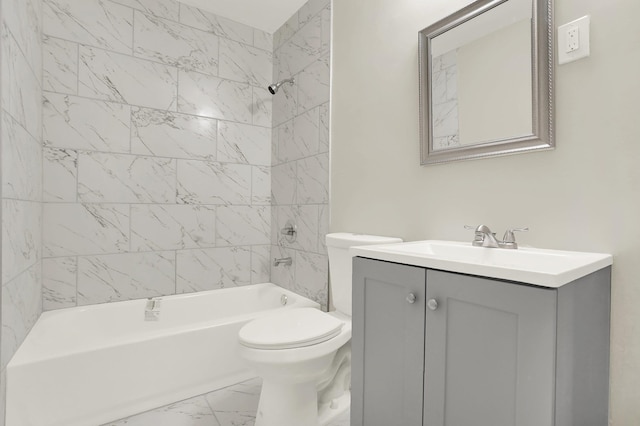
[270, 0, 331, 310]
[0, 0, 44, 423]
[41, 0, 274, 310]
[0, 0, 333, 422]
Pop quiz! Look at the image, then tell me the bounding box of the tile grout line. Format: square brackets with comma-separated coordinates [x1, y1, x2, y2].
[40, 0, 46, 315]
[131, 6, 135, 56]
[42, 145, 272, 169]
[76, 42, 80, 96]
[56, 2, 272, 55]
[74, 255, 79, 308]
[49, 41, 270, 102]
[174, 249, 178, 295]
[4, 25, 40, 90]
[42, 241, 279, 261]
[43, 89, 273, 130]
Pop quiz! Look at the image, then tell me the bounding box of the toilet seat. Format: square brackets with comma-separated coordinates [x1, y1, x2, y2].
[239, 308, 344, 350]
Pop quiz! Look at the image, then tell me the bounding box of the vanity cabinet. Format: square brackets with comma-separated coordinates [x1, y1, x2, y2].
[351, 257, 611, 426]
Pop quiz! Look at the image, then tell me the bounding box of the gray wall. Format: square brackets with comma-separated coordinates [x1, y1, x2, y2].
[270, 0, 331, 309]
[0, 0, 43, 424]
[41, 0, 274, 308]
[331, 0, 640, 423]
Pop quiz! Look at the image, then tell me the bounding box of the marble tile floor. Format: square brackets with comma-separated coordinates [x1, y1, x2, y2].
[102, 377, 350, 426]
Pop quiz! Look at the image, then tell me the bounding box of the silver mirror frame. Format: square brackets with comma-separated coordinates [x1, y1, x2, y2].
[419, 0, 554, 165]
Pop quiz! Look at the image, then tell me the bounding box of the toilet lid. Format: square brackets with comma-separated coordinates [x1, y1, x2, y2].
[239, 308, 344, 350]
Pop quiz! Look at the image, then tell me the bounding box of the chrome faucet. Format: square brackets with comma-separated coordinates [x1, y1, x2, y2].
[465, 225, 528, 249]
[466, 224, 500, 248]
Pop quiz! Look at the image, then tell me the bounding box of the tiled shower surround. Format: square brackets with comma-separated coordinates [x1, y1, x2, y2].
[41, 0, 331, 310]
[41, 0, 275, 308]
[270, 0, 331, 309]
[39, 0, 330, 311]
[0, 0, 331, 421]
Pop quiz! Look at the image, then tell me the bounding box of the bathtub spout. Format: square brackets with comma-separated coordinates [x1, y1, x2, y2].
[145, 298, 162, 321]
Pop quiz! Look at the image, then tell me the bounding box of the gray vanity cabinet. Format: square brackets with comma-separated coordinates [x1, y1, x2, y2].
[351, 257, 611, 426]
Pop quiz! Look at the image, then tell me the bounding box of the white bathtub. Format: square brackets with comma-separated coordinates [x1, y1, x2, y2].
[6, 283, 319, 426]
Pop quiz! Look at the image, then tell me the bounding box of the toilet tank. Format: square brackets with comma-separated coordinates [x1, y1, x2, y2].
[326, 233, 403, 316]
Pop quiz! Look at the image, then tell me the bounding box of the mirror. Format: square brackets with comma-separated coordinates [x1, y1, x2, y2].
[419, 0, 554, 165]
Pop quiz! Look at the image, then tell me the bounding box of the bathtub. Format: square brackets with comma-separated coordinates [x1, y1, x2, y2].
[6, 283, 319, 426]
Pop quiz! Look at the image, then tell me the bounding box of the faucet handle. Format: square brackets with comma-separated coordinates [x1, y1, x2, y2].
[501, 227, 529, 249]
[464, 225, 480, 242]
[464, 225, 478, 238]
[503, 227, 529, 242]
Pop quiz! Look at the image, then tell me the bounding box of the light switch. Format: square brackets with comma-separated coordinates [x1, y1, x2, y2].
[558, 16, 590, 65]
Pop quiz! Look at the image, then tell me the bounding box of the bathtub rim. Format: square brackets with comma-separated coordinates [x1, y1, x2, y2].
[8, 283, 320, 367]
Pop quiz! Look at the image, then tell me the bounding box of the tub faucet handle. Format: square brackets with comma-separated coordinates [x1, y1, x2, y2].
[280, 220, 297, 243]
[273, 257, 293, 267]
[281, 225, 296, 236]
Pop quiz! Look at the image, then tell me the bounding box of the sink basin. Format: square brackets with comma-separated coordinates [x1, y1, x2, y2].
[350, 240, 612, 287]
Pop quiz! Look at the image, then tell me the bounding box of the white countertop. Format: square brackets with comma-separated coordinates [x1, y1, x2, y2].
[350, 240, 613, 288]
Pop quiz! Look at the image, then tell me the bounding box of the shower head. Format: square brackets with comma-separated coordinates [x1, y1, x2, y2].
[268, 78, 295, 95]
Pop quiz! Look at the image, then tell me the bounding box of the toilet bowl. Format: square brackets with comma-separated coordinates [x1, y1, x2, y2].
[239, 309, 351, 426]
[238, 233, 402, 426]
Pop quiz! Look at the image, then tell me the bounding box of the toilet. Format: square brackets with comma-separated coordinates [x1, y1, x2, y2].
[238, 233, 402, 426]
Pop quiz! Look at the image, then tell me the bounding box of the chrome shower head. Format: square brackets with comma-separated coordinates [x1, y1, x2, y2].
[268, 78, 295, 95]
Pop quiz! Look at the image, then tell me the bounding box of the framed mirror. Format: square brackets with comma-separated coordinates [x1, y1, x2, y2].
[419, 0, 554, 165]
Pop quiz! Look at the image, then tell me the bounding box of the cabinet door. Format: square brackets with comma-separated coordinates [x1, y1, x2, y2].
[424, 270, 557, 426]
[352, 258, 426, 426]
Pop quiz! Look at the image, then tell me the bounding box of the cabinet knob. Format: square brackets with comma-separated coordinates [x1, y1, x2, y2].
[427, 299, 438, 311]
[406, 293, 417, 304]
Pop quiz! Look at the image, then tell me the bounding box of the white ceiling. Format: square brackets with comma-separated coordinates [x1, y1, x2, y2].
[178, 0, 309, 34]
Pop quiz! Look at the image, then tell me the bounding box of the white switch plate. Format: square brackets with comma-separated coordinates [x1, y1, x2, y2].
[558, 15, 590, 65]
